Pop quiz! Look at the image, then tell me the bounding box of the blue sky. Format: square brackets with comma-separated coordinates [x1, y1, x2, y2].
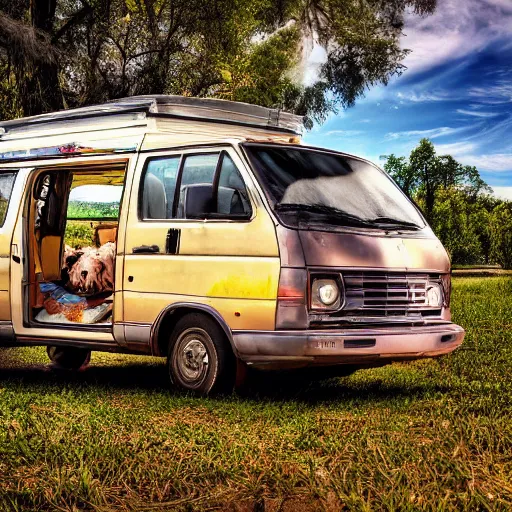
[303, 0, 512, 200]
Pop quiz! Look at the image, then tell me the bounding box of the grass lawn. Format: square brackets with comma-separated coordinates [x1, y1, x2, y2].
[0, 277, 511, 511]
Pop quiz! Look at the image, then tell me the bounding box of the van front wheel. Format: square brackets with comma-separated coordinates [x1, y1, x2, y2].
[47, 346, 91, 370]
[167, 313, 235, 395]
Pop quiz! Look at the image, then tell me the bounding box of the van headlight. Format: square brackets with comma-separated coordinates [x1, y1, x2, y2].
[426, 283, 443, 307]
[311, 278, 342, 310]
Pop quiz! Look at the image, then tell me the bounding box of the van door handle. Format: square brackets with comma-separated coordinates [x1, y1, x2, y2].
[166, 229, 180, 254]
[132, 245, 159, 254]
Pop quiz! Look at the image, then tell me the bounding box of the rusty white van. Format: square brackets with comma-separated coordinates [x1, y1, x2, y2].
[0, 96, 464, 394]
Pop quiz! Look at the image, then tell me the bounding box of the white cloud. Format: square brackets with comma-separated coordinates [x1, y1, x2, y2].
[434, 142, 479, 156]
[456, 109, 500, 118]
[459, 153, 512, 172]
[492, 186, 512, 200]
[464, 116, 512, 145]
[303, 44, 327, 86]
[396, 91, 451, 103]
[482, 0, 512, 14]
[401, 0, 512, 75]
[468, 82, 512, 104]
[385, 126, 465, 141]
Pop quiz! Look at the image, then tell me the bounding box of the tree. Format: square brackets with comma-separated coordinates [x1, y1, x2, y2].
[0, 0, 437, 121]
[490, 203, 512, 270]
[431, 187, 486, 265]
[385, 138, 490, 224]
[0, 0, 64, 115]
[383, 138, 500, 266]
[383, 154, 416, 197]
[409, 138, 439, 221]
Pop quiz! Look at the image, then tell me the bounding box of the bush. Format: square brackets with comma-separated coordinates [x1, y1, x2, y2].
[67, 201, 119, 219]
[431, 187, 484, 265]
[490, 203, 512, 269]
[65, 221, 95, 248]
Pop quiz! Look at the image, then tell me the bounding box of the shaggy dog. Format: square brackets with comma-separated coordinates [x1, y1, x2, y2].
[63, 242, 115, 295]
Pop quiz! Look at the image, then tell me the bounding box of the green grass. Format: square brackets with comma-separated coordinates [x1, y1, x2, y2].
[67, 201, 119, 219]
[0, 277, 511, 511]
[451, 264, 501, 269]
[64, 220, 95, 248]
[64, 201, 117, 249]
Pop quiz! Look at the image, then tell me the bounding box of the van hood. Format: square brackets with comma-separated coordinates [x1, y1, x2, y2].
[298, 229, 450, 272]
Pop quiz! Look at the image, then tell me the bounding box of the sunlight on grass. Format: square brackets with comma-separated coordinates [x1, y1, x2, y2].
[0, 277, 511, 510]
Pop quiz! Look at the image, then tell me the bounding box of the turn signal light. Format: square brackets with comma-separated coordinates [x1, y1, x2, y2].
[276, 268, 308, 329]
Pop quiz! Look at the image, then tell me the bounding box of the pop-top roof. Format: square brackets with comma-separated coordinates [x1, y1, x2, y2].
[0, 95, 304, 136]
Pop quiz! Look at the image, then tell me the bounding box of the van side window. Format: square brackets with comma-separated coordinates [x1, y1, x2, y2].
[176, 154, 219, 218]
[0, 172, 17, 227]
[141, 152, 251, 220]
[142, 156, 180, 219]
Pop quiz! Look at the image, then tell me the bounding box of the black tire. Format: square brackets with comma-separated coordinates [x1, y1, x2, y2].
[167, 313, 236, 395]
[47, 346, 91, 370]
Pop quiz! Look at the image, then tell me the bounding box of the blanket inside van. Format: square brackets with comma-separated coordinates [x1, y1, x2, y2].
[35, 242, 115, 324]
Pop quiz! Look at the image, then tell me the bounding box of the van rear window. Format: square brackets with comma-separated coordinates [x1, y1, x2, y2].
[0, 172, 17, 227]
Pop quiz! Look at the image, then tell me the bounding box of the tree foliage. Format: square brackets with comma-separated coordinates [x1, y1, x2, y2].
[384, 139, 505, 266]
[385, 138, 491, 223]
[0, 0, 437, 123]
[430, 187, 493, 265]
[490, 203, 512, 270]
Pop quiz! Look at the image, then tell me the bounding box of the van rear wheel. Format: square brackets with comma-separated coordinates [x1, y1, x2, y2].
[167, 313, 235, 395]
[47, 346, 91, 370]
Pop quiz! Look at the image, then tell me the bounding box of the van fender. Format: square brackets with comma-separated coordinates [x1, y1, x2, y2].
[150, 302, 239, 358]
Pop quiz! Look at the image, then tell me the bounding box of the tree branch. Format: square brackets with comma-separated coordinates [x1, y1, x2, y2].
[52, 2, 93, 44]
[0, 11, 56, 64]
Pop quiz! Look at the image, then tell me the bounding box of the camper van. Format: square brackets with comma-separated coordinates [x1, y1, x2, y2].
[0, 96, 464, 394]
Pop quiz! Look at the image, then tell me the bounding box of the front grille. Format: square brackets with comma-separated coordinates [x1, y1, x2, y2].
[340, 271, 442, 318]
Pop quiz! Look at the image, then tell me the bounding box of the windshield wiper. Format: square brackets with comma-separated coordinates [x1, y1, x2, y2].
[275, 204, 422, 230]
[369, 216, 422, 230]
[275, 203, 374, 227]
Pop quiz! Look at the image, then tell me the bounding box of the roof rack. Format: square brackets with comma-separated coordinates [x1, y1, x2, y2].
[0, 95, 304, 136]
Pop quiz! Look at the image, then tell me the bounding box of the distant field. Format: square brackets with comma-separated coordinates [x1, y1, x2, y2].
[65, 202, 117, 248]
[0, 277, 511, 511]
[67, 200, 119, 219]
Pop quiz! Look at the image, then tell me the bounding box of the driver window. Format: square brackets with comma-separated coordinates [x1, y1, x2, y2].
[141, 151, 251, 220]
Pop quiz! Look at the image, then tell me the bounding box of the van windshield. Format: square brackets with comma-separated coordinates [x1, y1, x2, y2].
[243, 144, 425, 230]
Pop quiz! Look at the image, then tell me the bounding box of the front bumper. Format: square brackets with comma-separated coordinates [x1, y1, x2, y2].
[232, 323, 465, 369]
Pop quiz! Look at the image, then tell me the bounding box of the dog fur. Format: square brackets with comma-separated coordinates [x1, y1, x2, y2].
[64, 242, 115, 295]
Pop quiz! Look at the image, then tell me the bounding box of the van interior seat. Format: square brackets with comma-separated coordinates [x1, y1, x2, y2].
[180, 183, 245, 217]
[95, 223, 118, 246]
[179, 184, 213, 218]
[143, 172, 167, 219]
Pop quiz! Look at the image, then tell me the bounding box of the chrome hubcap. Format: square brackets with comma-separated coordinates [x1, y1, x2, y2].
[178, 337, 209, 382]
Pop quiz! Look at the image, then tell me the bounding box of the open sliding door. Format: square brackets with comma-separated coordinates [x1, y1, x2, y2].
[0, 167, 31, 342]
